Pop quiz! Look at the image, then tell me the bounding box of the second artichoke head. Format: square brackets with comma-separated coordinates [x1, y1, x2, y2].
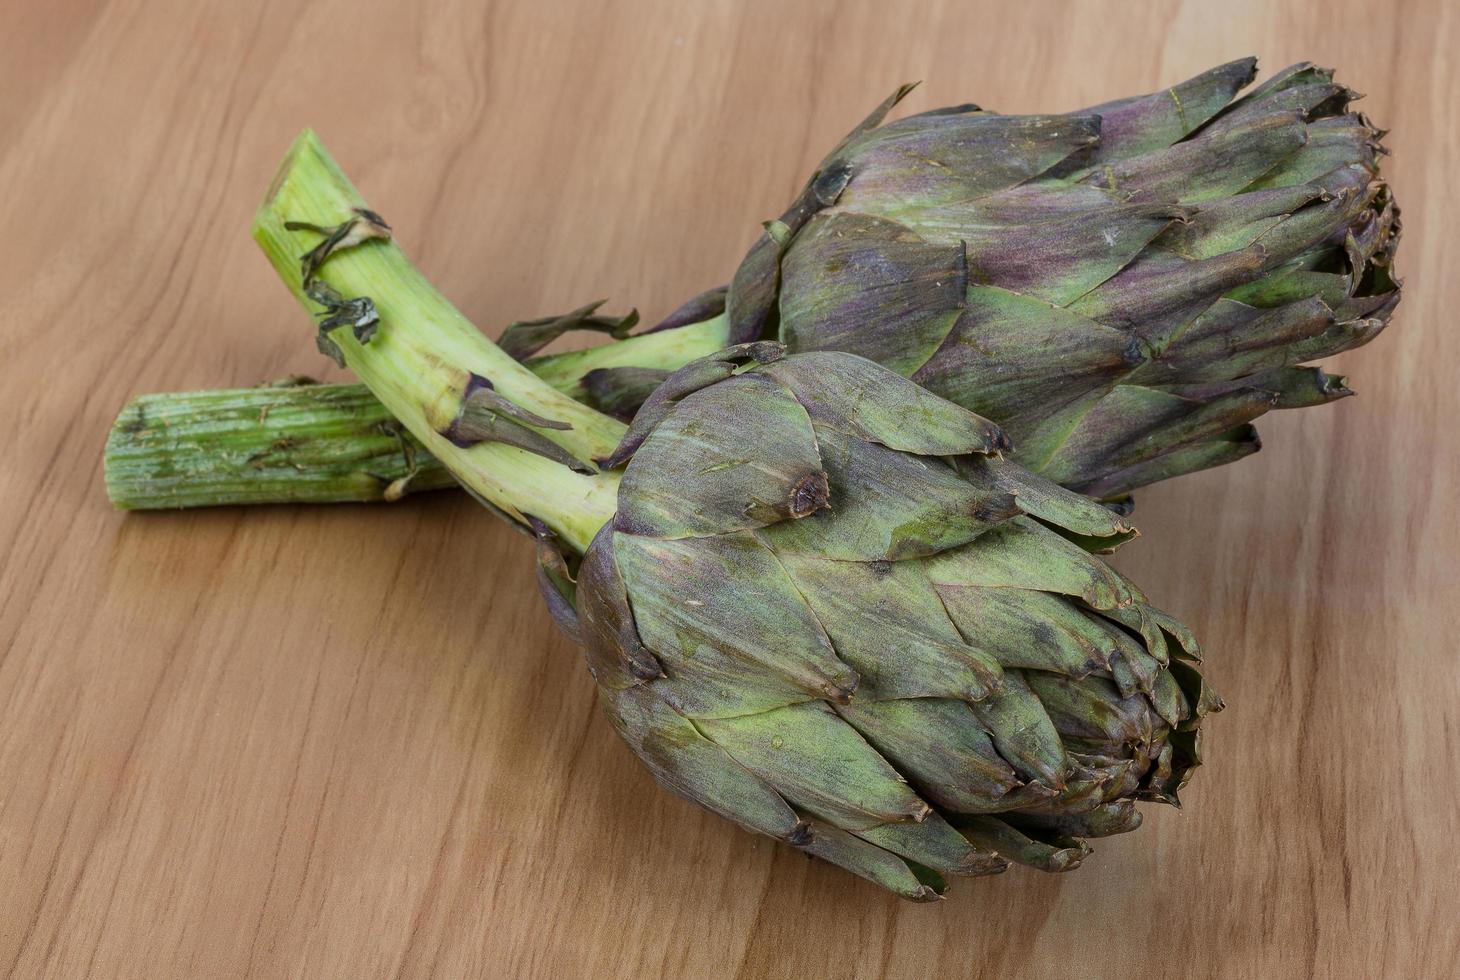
[568, 346, 1221, 899]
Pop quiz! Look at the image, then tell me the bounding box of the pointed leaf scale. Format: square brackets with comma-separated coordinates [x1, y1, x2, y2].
[582, 366, 671, 420]
[953, 815, 1090, 872]
[1225, 267, 1351, 309]
[1249, 174, 1375, 265]
[778, 212, 966, 377]
[911, 286, 1137, 441]
[529, 518, 580, 646]
[1072, 753, 1143, 804]
[795, 817, 945, 901]
[854, 810, 1009, 878]
[1214, 62, 1332, 119]
[1088, 599, 1165, 664]
[963, 671, 1068, 790]
[1038, 384, 1278, 491]
[938, 180, 1123, 222]
[1109, 649, 1150, 700]
[921, 516, 1133, 608]
[1017, 765, 1116, 815]
[1239, 366, 1352, 408]
[1141, 741, 1183, 804]
[1023, 672, 1154, 748]
[696, 701, 932, 829]
[616, 372, 827, 538]
[1075, 429, 1261, 499]
[1167, 659, 1224, 724]
[646, 284, 727, 334]
[1067, 245, 1269, 329]
[930, 581, 1115, 678]
[1284, 317, 1388, 365]
[576, 525, 663, 690]
[612, 532, 857, 717]
[1132, 296, 1336, 385]
[1008, 800, 1142, 839]
[834, 113, 1102, 211]
[444, 388, 594, 474]
[961, 457, 1137, 545]
[940, 200, 1188, 308]
[754, 351, 1008, 457]
[724, 136, 860, 347]
[1080, 112, 1309, 205]
[724, 231, 783, 347]
[1338, 284, 1400, 325]
[770, 550, 1003, 701]
[759, 426, 1020, 561]
[600, 682, 804, 841]
[813, 82, 922, 174]
[1168, 363, 1353, 412]
[1065, 751, 1141, 796]
[1246, 115, 1382, 191]
[498, 299, 639, 361]
[1156, 182, 1329, 260]
[600, 342, 785, 469]
[836, 698, 1028, 814]
[1148, 667, 1191, 728]
[1070, 57, 1257, 164]
[1155, 604, 1206, 661]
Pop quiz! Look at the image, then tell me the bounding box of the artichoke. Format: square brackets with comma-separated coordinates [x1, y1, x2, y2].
[725, 58, 1400, 497]
[107, 58, 1398, 510]
[249, 135, 1220, 899]
[575, 345, 1219, 899]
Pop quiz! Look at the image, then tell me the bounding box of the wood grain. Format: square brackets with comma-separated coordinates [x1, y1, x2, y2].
[1, 1, 1455, 976]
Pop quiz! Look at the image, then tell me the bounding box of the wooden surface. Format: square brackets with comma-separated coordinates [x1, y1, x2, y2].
[1, 1, 1456, 976]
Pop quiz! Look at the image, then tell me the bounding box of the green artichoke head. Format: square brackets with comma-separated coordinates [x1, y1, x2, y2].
[725, 59, 1400, 499]
[572, 345, 1221, 900]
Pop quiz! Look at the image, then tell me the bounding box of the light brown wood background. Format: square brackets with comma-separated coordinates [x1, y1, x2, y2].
[1, 0, 1455, 977]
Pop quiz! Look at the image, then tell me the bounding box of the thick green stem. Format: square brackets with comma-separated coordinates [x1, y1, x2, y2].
[105, 315, 730, 510]
[530, 315, 728, 400]
[252, 130, 624, 552]
[106, 382, 456, 508]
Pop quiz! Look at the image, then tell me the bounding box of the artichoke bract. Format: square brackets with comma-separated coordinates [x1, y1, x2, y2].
[576, 345, 1218, 899]
[252, 136, 1219, 899]
[726, 59, 1400, 497]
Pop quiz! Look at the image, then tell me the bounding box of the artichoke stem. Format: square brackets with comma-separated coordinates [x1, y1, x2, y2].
[104, 383, 457, 508]
[526, 314, 729, 401]
[252, 130, 622, 552]
[104, 317, 731, 511]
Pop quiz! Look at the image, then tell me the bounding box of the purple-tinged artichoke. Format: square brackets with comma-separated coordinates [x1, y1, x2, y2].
[724, 59, 1399, 498]
[572, 346, 1219, 899]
